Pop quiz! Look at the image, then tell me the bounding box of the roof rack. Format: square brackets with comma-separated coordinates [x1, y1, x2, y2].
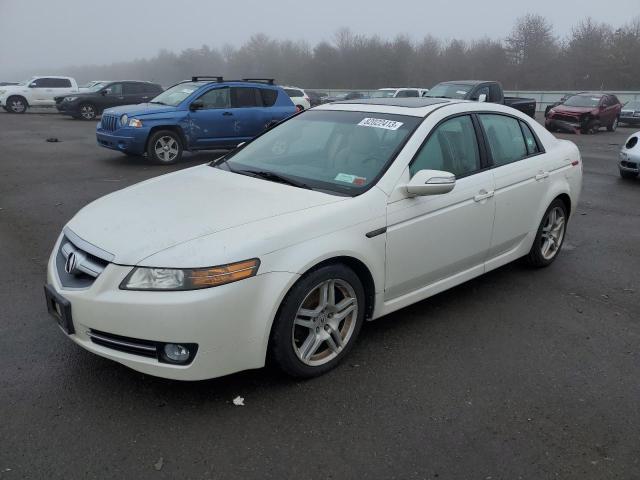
[191, 76, 224, 82]
[242, 78, 275, 85]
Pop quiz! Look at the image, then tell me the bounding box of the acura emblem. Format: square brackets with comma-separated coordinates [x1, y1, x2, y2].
[65, 252, 78, 274]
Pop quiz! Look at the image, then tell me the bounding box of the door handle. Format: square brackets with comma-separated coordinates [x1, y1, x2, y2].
[473, 190, 494, 202]
[222, 111, 233, 116]
[535, 171, 550, 181]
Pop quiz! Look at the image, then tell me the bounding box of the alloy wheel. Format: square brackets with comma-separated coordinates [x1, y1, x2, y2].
[10, 99, 25, 113]
[540, 206, 566, 260]
[292, 279, 358, 366]
[80, 105, 96, 120]
[154, 136, 179, 163]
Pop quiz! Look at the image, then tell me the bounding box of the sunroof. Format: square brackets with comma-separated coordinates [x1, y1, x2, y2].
[333, 98, 450, 108]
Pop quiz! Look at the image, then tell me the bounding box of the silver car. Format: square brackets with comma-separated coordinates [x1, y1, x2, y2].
[619, 132, 640, 179]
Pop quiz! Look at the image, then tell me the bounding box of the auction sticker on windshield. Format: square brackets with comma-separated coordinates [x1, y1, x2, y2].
[335, 173, 367, 185]
[358, 118, 403, 130]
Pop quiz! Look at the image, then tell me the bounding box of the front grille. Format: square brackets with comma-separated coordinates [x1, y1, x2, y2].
[87, 329, 158, 358]
[56, 234, 109, 288]
[554, 114, 579, 123]
[621, 161, 638, 169]
[101, 114, 119, 132]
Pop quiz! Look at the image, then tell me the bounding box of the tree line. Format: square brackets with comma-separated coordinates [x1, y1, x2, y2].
[62, 14, 640, 90]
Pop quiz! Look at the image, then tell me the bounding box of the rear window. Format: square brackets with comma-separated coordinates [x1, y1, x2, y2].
[284, 89, 304, 98]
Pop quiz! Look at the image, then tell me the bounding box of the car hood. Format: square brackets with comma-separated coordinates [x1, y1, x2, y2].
[552, 105, 596, 115]
[66, 165, 345, 265]
[103, 103, 178, 117]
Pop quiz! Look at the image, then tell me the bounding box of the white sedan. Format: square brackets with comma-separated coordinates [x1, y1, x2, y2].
[45, 98, 582, 380]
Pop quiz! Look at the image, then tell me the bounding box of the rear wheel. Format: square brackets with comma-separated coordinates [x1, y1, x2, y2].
[147, 130, 183, 164]
[620, 169, 638, 180]
[7, 96, 27, 113]
[607, 116, 619, 132]
[524, 199, 568, 268]
[270, 264, 365, 378]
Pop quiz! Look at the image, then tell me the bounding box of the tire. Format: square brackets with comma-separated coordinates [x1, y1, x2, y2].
[524, 199, 568, 268]
[78, 103, 97, 121]
[147, 130, 183, 164]
[270, 263, 366, 378]
[7, 96, 27, 114]
[607, 116, 619, 132]
[620, 169, 638, 180]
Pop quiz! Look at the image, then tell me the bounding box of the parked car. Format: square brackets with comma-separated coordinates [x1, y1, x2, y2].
[96, 77, 296, 163]
[619, 101, 640, 127]
[56, 81, 164, 120]
[619, 131, 639, 179]
[343, 91, 368, 100]
[373, 88, 429, 98]
[545, 93, 623, 134]
[46, 97, 582, 381]
[0, 76, 78, 113]
[282, 86, 311, 111]
[79, 80, 112, 91]
[425, 80, 537, 117]
[0, 82, 19, 87]
[306, 90, 328, 107]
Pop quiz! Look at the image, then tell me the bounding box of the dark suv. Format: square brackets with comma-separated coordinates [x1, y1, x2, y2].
[56, 81, 163, 120]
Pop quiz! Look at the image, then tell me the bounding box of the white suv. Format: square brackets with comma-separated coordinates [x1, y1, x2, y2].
[282, 86, 311, 111]
[0, 76, 78, 113]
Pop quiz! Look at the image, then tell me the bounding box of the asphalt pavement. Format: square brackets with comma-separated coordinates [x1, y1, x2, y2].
[0, 110, 638, 479]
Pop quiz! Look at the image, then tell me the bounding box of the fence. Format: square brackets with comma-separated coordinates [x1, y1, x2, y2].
[309, 89, 640, 112]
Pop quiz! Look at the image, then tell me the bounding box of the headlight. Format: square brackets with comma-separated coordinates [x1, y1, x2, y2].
[64, 96, 78, 102]
[0, 89, 6, 95]
[128, 118, 143, 128]
[120, 114, 128, 126]
[120, 258, 260, 291]
[634, 112, 640, 117]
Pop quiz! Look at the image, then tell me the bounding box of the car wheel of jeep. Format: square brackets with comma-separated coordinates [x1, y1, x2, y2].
[79, 103, 97, 120]
[270, 263, 365, 378]
[524, 199, 568, 268]
[7, 96, 27, 113]
[148, 130, 183, 164]
[620, 169, 638, 180]
[607, 117, 619, 132]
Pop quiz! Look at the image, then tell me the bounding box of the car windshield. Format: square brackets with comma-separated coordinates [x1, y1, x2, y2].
[216, 110, 420, 195]
[371, 90, 396, 98]
[563, 95, 601, 108]
[150, 81, 203, 106]
[424, 83, 470, 99]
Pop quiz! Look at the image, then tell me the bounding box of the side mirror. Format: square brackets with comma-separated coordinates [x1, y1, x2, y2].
[29, 83, 37, 88]
[101, 89, 109, 96]
[404, 169, 456, 196]
[478, 93, 487, 103]
[189, 101, 204, 111]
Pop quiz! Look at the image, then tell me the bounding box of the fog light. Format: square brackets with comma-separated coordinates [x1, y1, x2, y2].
[163, 343, 190, 363]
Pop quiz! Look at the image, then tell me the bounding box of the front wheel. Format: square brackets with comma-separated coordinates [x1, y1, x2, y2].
[620, 169, 638, 180]
[7, 96, 27, 113]
[147, 130, 183, 164]
[270, 264, 365, 378]
[79, 103, 97, 120]
[524, 199, 568, 268]
[607, 116, 619, 132]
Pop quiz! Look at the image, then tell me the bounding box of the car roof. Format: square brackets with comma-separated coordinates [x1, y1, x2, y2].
[439, 80, 493, 85]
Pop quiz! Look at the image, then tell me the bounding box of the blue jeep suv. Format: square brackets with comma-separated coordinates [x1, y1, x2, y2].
[96, 77, 296, 163]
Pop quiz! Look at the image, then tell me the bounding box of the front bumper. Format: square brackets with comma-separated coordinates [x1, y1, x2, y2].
[546, 115, 596, 133]
[96, 127, 148, 155]
[619, 152, 640, 173]
[46, 236, 298, 380]
[56, 102, 79, 115]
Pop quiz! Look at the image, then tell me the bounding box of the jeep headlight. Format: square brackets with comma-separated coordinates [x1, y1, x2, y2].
[120, 114, 128, 126]
[128, 118, 143, 128]
[120, 259, 260, 291]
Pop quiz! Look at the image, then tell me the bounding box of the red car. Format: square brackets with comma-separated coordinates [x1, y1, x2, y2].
[545, 93, 622, 134]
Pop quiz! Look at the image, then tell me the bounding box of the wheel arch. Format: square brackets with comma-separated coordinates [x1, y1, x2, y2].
[7, 94, 29, 107]
[147, 125, 188, 150]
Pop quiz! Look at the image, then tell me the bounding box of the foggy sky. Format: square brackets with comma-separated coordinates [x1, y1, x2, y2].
[1, 0, 638, 79]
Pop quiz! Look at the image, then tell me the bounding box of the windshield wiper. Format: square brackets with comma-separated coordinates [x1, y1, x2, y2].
[148, 101, 167, 105]
[235, 169, 312, 190]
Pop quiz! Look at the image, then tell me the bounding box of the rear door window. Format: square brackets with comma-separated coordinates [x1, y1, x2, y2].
[259, 88, 278, 107]
[478, 114, 527, 166]
[283, 89, 303, 98]
[124, 83, 144, 95]
[231, 87, 261, 108]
